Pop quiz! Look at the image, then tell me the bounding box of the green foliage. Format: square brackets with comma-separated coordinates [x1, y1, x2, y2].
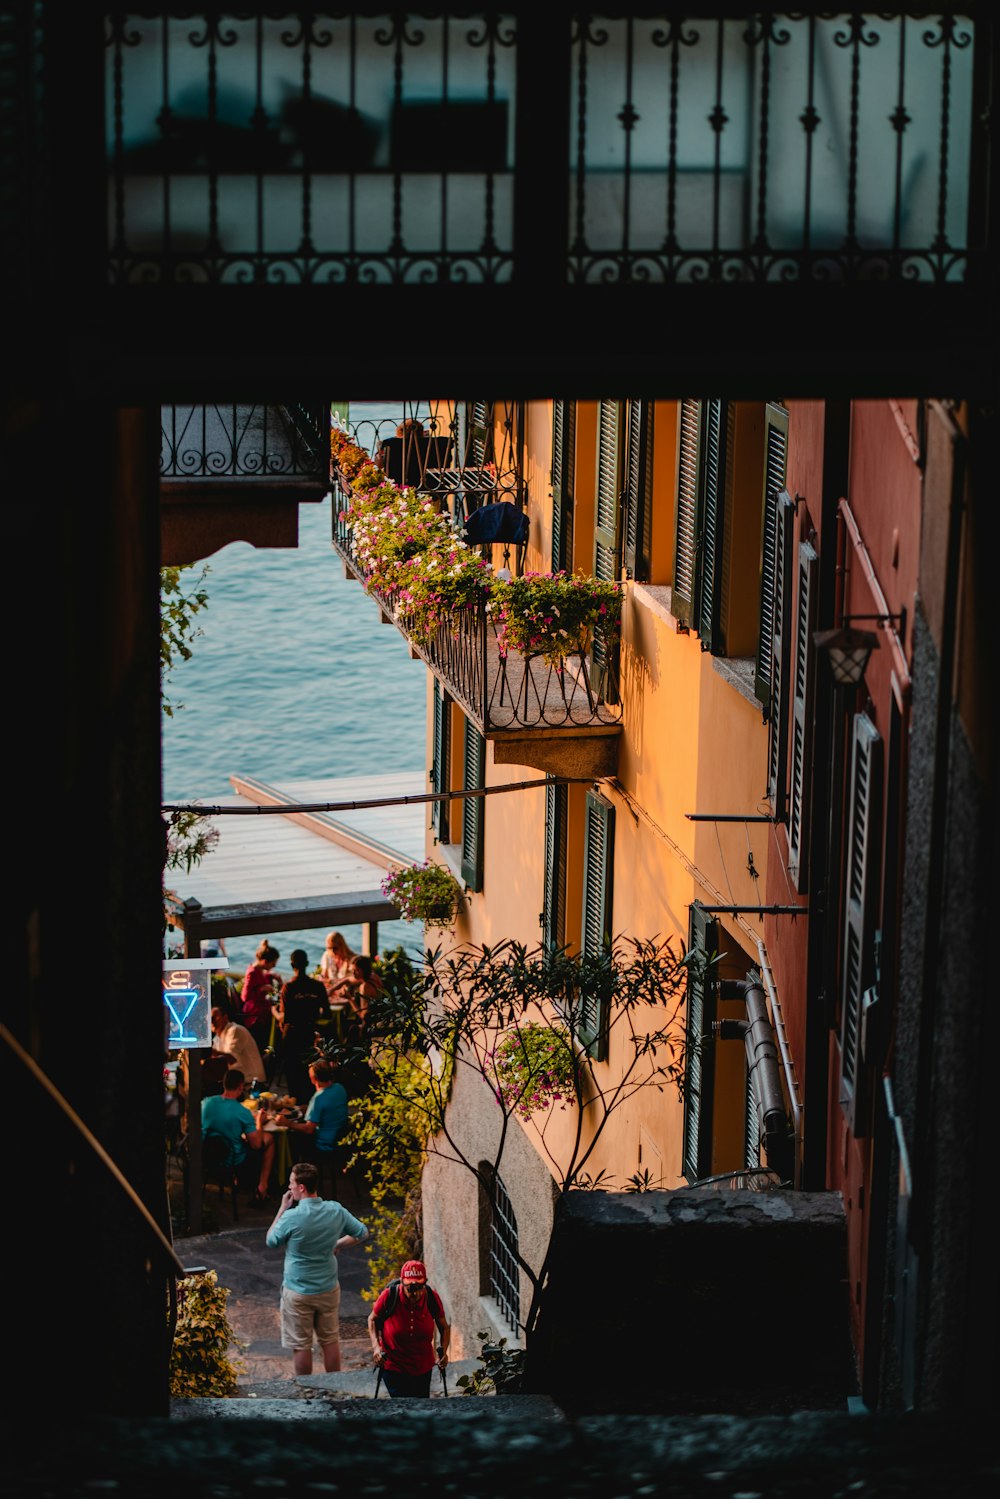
[315, 948, 451, 1301]
[160, 564, 209, 717]
[492, 1022, 575, 1120]
[169, 1269, 244, 1397]
[381, 861, 464, 927]
[165, 811, 219, 874]
[456, 1331, 525, 1396]
[490, 572, 622, 668]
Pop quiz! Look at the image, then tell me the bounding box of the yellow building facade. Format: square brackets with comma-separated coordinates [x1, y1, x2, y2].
[415, 398, 795, 1354]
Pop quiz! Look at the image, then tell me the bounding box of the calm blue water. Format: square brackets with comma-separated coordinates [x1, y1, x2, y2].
[162, 401, 427, 973]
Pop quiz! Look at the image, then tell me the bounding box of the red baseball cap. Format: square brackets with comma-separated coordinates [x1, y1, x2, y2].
[400, 1260, 427, 1282]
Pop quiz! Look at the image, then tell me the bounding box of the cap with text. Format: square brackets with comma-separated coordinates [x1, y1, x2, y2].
[400, 1260, 427, 1282]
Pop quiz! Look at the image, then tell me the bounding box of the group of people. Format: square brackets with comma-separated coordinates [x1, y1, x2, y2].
[266, 1159, 451, 1398]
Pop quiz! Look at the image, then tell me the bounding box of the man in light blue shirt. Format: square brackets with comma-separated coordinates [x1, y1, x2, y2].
[265, 1159, 368, 1375]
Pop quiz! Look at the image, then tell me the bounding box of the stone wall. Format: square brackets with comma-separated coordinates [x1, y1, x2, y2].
[525, 1188, 855, 1414]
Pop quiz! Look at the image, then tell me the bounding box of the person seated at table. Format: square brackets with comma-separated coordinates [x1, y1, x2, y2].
[201, 1067, 275, 1205]
[348, 954, 381, 1027]
[279, 1059, 348, 1197]
[241, 939, 282, 1057]
[275, 949, 329, 1104]
[320, 931, 357, 1007]
[210, 1005, 266, 1090]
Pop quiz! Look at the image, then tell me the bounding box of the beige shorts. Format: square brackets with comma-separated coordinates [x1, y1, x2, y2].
[280, 1285, 341, 1350]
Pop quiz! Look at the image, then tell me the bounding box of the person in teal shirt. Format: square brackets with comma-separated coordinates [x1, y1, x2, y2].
[266, 1160, 368, 1375]
[201, 1067, 275, 1203]
[280, 1059, 348, 1196]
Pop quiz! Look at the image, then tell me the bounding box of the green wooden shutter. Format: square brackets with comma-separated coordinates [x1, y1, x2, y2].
[745, 1051, 761, 1171]
[695, 398, 728, 651]
[594, 399, 621, 583]
[431, 679, 450, 844]
[787, 542, 818, 890]
[766, 492, 796, 816]
[623, 398, 653, 582]
[592, 399, 622, 696]
[542, 778, 568, 954]
[755, 403, 790, 708]
[579, 790, 615, 1059]
[466, 399, 491, 468]
[673, 398, 701, 624]
[460, 716, 486, 891]
[682, 901, 720, 1182]
[840, 713, 882, 1134]
[551, 399, 575, 574]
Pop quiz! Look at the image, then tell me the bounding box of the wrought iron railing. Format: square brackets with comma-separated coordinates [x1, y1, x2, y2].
[161, 402, 330, 481]
[103, 8, 990, 288]
[332, 483, 619, 732]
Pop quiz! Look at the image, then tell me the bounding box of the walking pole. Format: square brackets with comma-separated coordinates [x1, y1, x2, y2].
[374, 1361, 383, 1400]
[439, 1360, 449, 1398]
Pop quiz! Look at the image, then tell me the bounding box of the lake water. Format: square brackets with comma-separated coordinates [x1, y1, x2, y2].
[162, 401, 428, 974]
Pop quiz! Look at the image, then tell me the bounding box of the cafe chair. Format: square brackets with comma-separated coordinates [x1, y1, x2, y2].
[201, 1133, 240, 1222]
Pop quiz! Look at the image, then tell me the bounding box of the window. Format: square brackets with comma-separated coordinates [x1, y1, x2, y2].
[542, 778, 568, 954]
[681, 902, 720, 1183]
[754, 403, 791, 711]
[840, 712, 882, 1134]
[579, 789, 614, 1059]
[764, 491, 796, 815]
[551, 399, 575, 573]
[488, 1171, 521, 1332]
[787, 542, 819, 888]
[672, 398, 732, 652]
[460, 716, 486, 892]
[431, 678, 450, 843]
[623, 398, 654, 583]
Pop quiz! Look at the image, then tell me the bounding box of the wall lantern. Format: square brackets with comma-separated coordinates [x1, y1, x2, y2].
[814, 626, 880, 687]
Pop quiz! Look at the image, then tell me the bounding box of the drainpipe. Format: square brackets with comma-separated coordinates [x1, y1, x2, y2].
[756, 941, 804, 1188]
[713, 973, 795, 1185]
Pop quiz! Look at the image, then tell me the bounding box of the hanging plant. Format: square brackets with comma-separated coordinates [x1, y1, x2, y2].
[489, 573, 622, 669]
[382, 861, 464, 927]
[491, 1022, 576, 1120]
[169, 1269, 245, 1397]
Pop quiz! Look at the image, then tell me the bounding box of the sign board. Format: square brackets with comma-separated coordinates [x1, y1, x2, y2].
[162, 958, 227, 1051]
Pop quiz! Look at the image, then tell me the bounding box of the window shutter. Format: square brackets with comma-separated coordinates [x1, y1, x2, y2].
[673, 398, 701, 625]
[623, 398, 653, 582]
[551, 399, 575, 574]
[592, 399, 622, 696]
[460, 717, 486, 891]
[695, 398, 728, 651]
[466, 399, 491, 468]
[840, 713, 882, 1134]
[744, 1054, 761, 1172]
[593, 399, 621, 584]
[431, 679, 450, 843]
[542, 778, 568, 953]
[755, 403, 790, 709]
[787, 542, 818, 890]
[579, 790, 615, 1059]
[682, 901, 719, 1182]
[766, 492, 796, 816]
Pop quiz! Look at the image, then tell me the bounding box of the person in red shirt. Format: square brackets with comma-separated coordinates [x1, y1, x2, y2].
[241, 939, 281, 1057]
[368, 1259, 450, 1398]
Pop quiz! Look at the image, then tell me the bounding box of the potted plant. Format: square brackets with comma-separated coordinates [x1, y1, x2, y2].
[397, 540, 493, 643]
[489, 572, 622, 668]
[491, 1022, 576, 1120]
[382, 860, 464, 927]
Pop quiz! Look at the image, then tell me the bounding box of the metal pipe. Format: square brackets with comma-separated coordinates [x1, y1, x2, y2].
[755, 940, 804, 1189]
[742, 976, 793, 1183]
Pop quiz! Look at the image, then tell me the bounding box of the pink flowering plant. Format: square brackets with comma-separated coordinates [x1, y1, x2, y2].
[397, 541, 494, 644]
[489, 572, 622, 668]
[491, 1022, 576, 1120]
[382, 861, 464, 927]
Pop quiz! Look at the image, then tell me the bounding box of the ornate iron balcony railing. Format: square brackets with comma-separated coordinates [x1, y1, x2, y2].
[161, 402, 330, 482]
[103, 7, 990, 289]
[331, 460, 620, 734]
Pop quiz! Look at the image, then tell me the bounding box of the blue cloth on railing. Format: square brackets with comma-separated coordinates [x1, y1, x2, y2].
[464, 502, 529, 546]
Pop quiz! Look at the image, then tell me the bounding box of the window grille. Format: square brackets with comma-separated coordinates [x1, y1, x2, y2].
[489, 1173, 521, 1332]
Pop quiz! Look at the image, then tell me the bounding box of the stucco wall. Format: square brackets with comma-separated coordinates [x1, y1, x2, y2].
[421, 1056, 560, 1358]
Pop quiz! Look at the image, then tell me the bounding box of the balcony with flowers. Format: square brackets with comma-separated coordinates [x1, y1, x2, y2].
[330, 423, 622, 778]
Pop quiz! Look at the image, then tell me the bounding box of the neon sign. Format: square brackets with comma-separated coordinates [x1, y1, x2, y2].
[162, 959, 223, 1050]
